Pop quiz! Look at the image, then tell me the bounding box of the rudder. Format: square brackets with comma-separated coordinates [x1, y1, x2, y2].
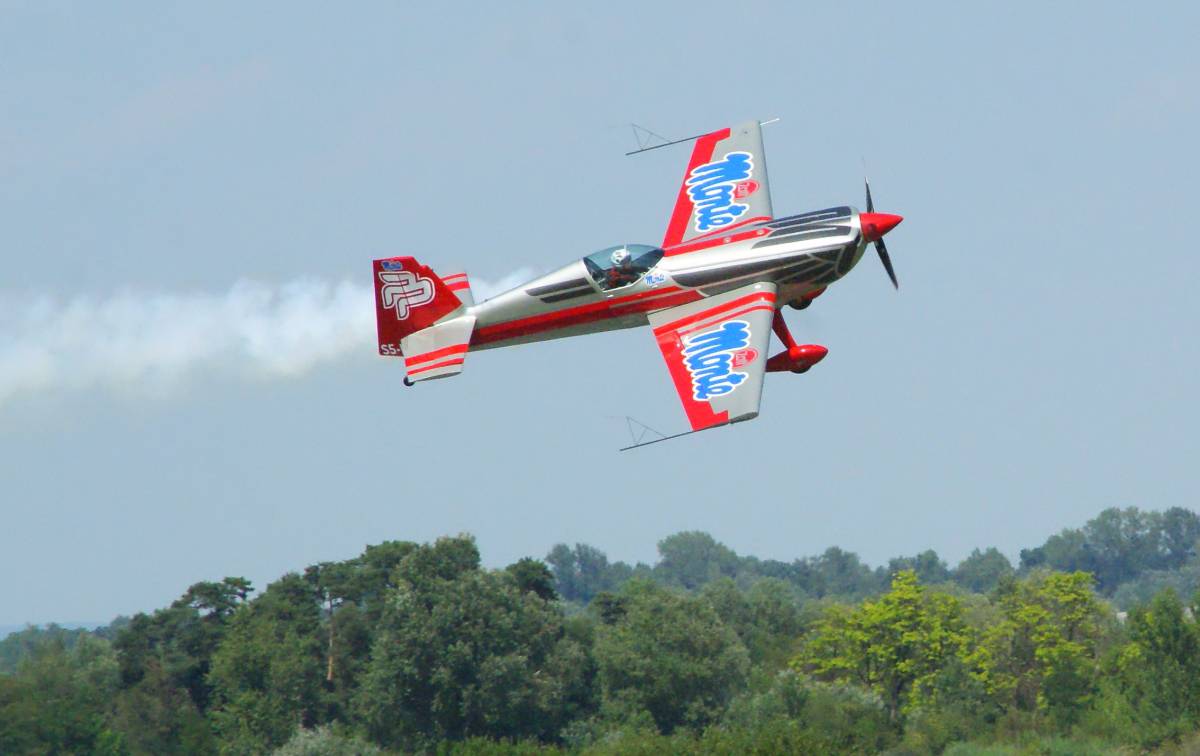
[373, 256, 463, 356]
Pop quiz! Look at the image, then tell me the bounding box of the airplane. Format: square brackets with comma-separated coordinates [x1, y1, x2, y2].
[372, 120, 902, 448]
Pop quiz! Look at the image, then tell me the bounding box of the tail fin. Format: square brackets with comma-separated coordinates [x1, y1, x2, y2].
[373, 256, 463, 355]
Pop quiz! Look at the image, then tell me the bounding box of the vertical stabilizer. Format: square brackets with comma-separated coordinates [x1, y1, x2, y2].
[373, 256, 463, 356]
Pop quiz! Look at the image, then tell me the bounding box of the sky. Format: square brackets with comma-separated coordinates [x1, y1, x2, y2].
[1, 2, 1198, 626]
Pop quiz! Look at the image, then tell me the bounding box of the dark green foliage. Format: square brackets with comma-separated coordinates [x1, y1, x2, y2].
[0, 623, 101, 675]
[356, 536, 591, 750]
[792, 546, 887, 599]
[7, 506, 1200, 754]
[1020, 507, 1200, 593]
[0, 636, 124, 755]
[887, 548, 952, 585]
[700, 578, 801, 668]
[1110, 554, 1200, 610]
[545, 543, 634, 603]
[593, 579, 749, 733]
[206, 573, 327, 753]
[113, 577, 252, 713]
[954, 547, 1015, 593]
[653, 531, 740, 590]
[1092, 588, 1200, 747]
[111, 660, 216, 755]
[720, 671, 898, 754]
[506, 558, 558, 602]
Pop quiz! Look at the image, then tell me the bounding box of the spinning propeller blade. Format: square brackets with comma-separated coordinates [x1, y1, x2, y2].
[861, 178, 902, 289]
[876, 237, 899, 289]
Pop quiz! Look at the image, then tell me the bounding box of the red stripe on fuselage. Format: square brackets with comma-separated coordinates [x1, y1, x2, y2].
[472, 286, 702, 346]
[662, 128, 729, 248]
[652, 291, 777, 336]
[405, 343, 469, 368]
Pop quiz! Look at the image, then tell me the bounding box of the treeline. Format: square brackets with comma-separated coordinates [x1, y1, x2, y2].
[549, 506, 1200, 607]
[1, 506, 1199, 754]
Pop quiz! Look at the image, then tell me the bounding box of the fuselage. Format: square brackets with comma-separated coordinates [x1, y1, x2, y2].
[468, 206, 868, 350]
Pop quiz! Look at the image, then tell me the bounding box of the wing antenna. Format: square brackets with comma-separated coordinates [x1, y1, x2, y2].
[625, 126, 712, 156]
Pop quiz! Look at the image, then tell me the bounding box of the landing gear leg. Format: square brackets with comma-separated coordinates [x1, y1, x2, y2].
[772, 310, 799, 352]
[767, 310, 829, 374]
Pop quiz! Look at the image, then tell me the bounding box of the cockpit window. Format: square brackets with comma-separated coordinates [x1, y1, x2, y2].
[582, 244, 665, 291]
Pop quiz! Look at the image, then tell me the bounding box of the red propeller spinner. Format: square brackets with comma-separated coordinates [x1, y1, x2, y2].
[859, 212, 904, 242]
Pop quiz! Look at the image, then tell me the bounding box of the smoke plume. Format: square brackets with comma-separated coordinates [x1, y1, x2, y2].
[0, 270, 533, 407]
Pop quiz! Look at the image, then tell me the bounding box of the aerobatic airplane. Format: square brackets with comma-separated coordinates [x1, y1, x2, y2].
[373, 120, 902, 446]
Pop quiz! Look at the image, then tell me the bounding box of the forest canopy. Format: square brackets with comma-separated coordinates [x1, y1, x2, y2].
[3, 505, 1200, 754]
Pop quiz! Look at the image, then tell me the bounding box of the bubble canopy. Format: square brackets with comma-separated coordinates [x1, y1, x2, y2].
[582, 244, 664, 291]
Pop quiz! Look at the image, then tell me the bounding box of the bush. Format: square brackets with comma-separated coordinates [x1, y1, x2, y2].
[273, 725, 384, 755]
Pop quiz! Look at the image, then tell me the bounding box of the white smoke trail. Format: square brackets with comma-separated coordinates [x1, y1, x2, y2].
[0, 269, 534, 407]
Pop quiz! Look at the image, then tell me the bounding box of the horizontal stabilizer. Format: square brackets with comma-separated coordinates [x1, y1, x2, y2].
[401, 315, 475, 382]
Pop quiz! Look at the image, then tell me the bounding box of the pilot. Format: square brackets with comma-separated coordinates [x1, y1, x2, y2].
[606, 248, 639, 289]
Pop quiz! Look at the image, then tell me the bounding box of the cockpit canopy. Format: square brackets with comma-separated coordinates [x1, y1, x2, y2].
[582, 244, 664, 291]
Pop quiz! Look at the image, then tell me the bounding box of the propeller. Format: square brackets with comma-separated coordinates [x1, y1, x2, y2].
[861, 178, 903, 289]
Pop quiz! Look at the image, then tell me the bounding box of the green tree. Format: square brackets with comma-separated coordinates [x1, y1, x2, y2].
[700, 578, 801, 669]
[0, 623, 101, 675]
[593, 579, 749, 733]
[113, 577, 252, 714]
[798, 546, 885, 599]
[1102, 588, 1200, 746]
[356, 536, 590, 749]
[506, 558, 558, 602]
[111, 660, 216, 755]
[653, 531, 740, 590]
[206, 573, 327, 753]
[887, 549, 952, 586]
[953, 547, 1014, 593]
[972, 571, 1107, 725]
[1020, 507, 1200, 594]
[0, 635, 124, 755]
[796, 570, 970, 721]
[545, 543, 633, 603]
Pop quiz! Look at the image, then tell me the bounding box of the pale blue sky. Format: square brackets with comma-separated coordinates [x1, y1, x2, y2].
[2, 2, 1197, 625]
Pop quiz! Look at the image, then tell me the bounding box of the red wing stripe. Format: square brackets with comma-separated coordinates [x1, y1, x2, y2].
[663, 219, 771, 257]
[653, 291, 776, 335]
[655, 327, 729, 431]
[405, 343, 469, 367]
[662, 128, 730, 248]
[446, 282, 471, 292]
[407, 357, 465, 376]
[675, 304, 775, 337]
[442, 273, 468, 281]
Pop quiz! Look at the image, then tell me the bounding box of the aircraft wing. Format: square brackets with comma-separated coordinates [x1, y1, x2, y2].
[662, 121, 773, 250]
[647, 282, 776, 432]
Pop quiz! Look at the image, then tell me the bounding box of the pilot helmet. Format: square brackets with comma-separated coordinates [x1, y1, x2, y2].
[610, 248, 631, 267]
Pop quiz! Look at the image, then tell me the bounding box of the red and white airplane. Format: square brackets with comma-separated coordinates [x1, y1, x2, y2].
[373, 120, 902, 446]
